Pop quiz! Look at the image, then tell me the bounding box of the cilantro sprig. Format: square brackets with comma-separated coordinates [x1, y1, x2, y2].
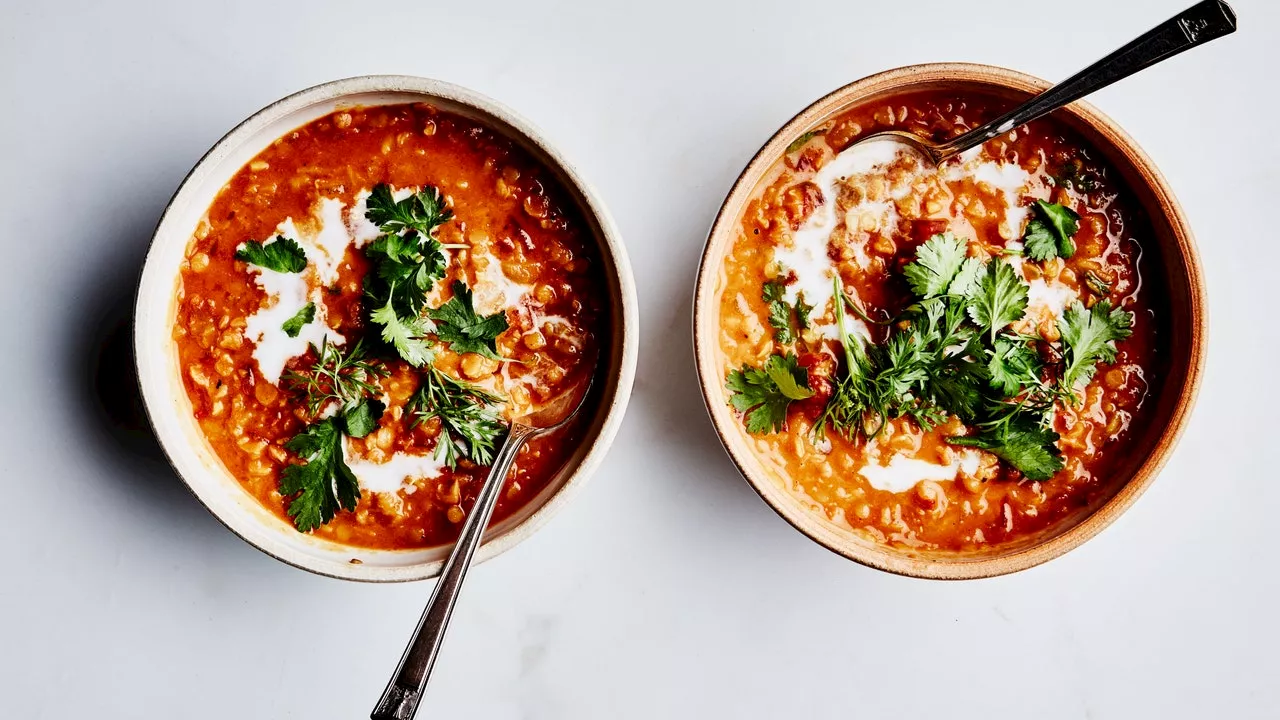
[1023, 200, 1080, 261]
[729, 232, 1136, 482]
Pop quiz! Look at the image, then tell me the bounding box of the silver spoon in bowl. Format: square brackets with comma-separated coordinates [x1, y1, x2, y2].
[854, 0, 1235, 166]
[371, 372, 595, 720]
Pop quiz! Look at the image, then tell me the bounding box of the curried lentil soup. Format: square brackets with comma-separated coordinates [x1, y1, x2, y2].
[176, 103, 603, 550]
[717, 90, 1161, 551]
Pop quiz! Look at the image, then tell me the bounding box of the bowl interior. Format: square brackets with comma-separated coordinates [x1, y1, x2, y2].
[693, 64, 1204, 579]
[136, 77, 635, 582]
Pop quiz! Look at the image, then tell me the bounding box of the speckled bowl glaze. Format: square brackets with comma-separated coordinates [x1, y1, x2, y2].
[136, 75, 638, 582]
[693, 63, 1205, 580]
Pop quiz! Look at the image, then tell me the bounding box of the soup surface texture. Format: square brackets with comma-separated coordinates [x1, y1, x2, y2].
[176, 103, 602, 550]
[716, 90, 1159, 550]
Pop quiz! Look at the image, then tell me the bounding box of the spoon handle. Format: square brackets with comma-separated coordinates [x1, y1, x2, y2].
[370, 422, 540, 720]
[933, 0, 1236, 161]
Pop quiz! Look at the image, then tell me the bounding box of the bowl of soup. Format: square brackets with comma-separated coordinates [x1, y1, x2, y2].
[693, 63, 1205, 579]
[136, 75, 638, 581]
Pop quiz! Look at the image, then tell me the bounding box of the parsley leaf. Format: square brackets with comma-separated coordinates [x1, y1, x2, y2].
[967, 260, 1029, 342]
[429, 281, 509, 359]
[279, 418, 360, 532]
[794, 293, 814, 329]
[949, 414, 1064, 481]
[235, 235, 307, 273]
[762, 279, 797, 344]
[903, 233, 969, 298]
[1023, 200, 1080, 260]
[409, 367, 507, 468]
[341, 397, 385, 439]
[1058, 300, 1134, 391]
[370, 292, 434, 367]
[281, 302, 315, 338]
[726, 353, 813, 434]
[364, 229, 447, 319]
[365, 184, 454, 237]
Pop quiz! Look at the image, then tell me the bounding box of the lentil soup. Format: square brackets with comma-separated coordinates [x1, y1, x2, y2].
[175, 103, 603, 550]
[714, 89, 1164, 553]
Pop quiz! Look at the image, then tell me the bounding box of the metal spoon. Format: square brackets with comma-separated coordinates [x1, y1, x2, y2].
[371, 374, 594, 720]
[857, 0, 1236, 166]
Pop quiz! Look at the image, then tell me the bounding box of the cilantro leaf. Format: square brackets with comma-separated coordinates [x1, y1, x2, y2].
[429, 281, 509, 360]
[280, 418, 360, 532]
[1058, 300, 1134, 391]
[341, 397, 385, 439]
[365, 184, 454, 237]
[949, 257, 984, 298]
[967, 260, 1029, 342]
[281, 303, 315, 338]
[1022, 219, 1060, 261]
[904, 233, 969, 298]
[726, 353, 813, 434]
[987, 335, 1041, 396]
[1023, 200, 1080, 260]
[235, 236, 307, 273]
[949, 415, 1064, 481]
[370, 293, 434, 367]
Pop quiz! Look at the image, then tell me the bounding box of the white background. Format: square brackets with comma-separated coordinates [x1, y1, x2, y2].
[1, 0, 1276, 717]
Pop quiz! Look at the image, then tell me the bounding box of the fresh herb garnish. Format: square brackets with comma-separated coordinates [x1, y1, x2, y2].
[370, 292, 434, 367]
[341, 398, 386, 439]
[1058, 299, 1134, 393]
[1084, 270, 1112, 297]
[771, 233, 1134, 481]
[949, 412, 1064, 481]
[967, 259, 1029, 343]
[429, 281, 509, 360]
[365, 184, 453, 237]
[282, 338, 388, 436]
[762, 278, 814, 345]
[235, 235, 307, 273]
[281, 302, 316, 338]
[726, 353, 814, 434]
[903, 233, 982, 299]
[279, 418, 360, 532]
[786, 129, 824, 154]
[409, 367, 507, 468]
[1023, 200, 1080, 261]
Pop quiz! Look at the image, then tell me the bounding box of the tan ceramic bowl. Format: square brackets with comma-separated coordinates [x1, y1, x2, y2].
[693, 63, 1205, 580]
[136, 76, 638, 582]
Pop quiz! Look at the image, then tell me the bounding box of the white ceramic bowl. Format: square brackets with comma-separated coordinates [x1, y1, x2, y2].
[135, 75, 638, 582]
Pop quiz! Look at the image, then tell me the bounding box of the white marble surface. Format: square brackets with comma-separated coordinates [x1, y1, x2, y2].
[1, 0, 1276, 717]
